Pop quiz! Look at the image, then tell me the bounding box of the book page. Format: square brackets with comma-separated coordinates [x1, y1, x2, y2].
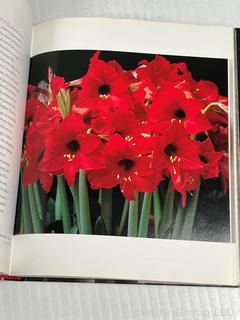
[11, 18, 238, 285]
[0, 0, 32, 273]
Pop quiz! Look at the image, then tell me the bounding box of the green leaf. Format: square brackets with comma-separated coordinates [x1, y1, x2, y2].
[98, 189, 102, 206]
[57, 175, 71, 233]
[65, 89, 71, 115]
[138, 192, 152, 238]
[21, 185, 33, 234]
[56, 93, 66, 118]
[55, 184, 62, 221]
[28, 185, 44, 233]
[46, 211, 55, 227]
[171, 199, 184, 239]
[56, 88, 71, 118]
[70, 224, 79, 234]
[47, 197, 55, 214]
[153, 189, 161, 238]
[45, 198, 55, 226]
[33, 182, 44, 220]
[180, 181, 201, 240]
[116, 199, 129, 236]
[128, 193, 139, 237]
[79, 170, 92, 234]
[70, 178, 81, 233]
[100, 189, 112, 235]
[158, 181, 175, 238]
[94, 216, 107, 235]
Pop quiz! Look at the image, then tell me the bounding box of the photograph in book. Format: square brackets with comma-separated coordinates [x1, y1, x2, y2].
[14, 50, 230, 242]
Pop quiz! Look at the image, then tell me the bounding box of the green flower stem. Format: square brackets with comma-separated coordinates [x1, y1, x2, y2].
[79, 170, 92, 234]
[70, 180, 81, 233]
[172, 200, 184, 239]
[28, 185, 44, 233]
[138, 192, 152, 238]
[180, 181, 201, 240]
[117, 199, 129, 236]
[202, 101, 228, 114]
[138, 192, 144, 211]
[101, 189, 112, 235]
[94, 216, 107, 235]
[98, 189, 102, 206]
[57, 175, 71, 233]
[70, 224, 79, 234]
[128, 193, 139, 237]
[55, 184, 62, 221]
[159, 181, 175, 237]
[22, 185, 33, 233]
[153, 189, 161, 238]
[19, 211, 24, 234]
[33, 182, 44, 220]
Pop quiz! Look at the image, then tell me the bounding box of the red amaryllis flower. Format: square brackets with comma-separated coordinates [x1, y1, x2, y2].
[41, 114, 103, 186]
[206, 108, 228, 152]
[192, 80, 219, 105]
[48, 75, 71, 119]
[23, 106, 61, 192]
[131, 95, 148, 121]
[198, 138, 224, 179]
[136, 56, 193, 93]
[70, 87, 81, 106]
[23, 125, 62, 193]
[26, 103, 60, 148]
[24, 97, 46, 132]
[219, 155, 229, 193]
[50, 76, 67, 95]
[87, 134, 159, 200]
[218, 95, 228, 105]
[149, 87, 211, 134]
[174, 170, 201, 207]
[22, 143, 53, 193]
[76, 51, 133, 116]
[156, 123, 203, 191]
[136, 55, 172, 89]
[108, 59, 131, 80]
[91, 109, 137, 138]
[169, 62, 194, 92]
[130, 56, 174, 111]
[129, 78, 153, 121]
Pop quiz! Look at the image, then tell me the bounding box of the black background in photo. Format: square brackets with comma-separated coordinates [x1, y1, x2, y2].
[26, 50, 229, 242]
[29, 50, 228, 96]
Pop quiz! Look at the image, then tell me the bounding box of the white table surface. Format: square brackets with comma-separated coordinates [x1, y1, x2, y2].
[28, 0, 240, 27]
[1, 281, 240, 320]
[1, 1, 240, 319]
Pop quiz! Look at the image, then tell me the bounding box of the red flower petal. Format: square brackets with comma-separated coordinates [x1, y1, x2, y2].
[39, 173, 53, 193]
[120, 180, 136, 200]
[78, 134, 101, 154]
[87, 169, 119, 189]
[193, 80, 219, 104]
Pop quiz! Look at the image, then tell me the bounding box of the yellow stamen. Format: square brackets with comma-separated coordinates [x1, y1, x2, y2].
[99, 94, 109, 99]
[170, 155, 178, 163]
[188, 176, 194, 185]
[141, 133, 151, 138]
[64, 153, 76, 161]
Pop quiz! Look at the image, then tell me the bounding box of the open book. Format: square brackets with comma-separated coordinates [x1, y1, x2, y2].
[0, 0, 239, 285]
